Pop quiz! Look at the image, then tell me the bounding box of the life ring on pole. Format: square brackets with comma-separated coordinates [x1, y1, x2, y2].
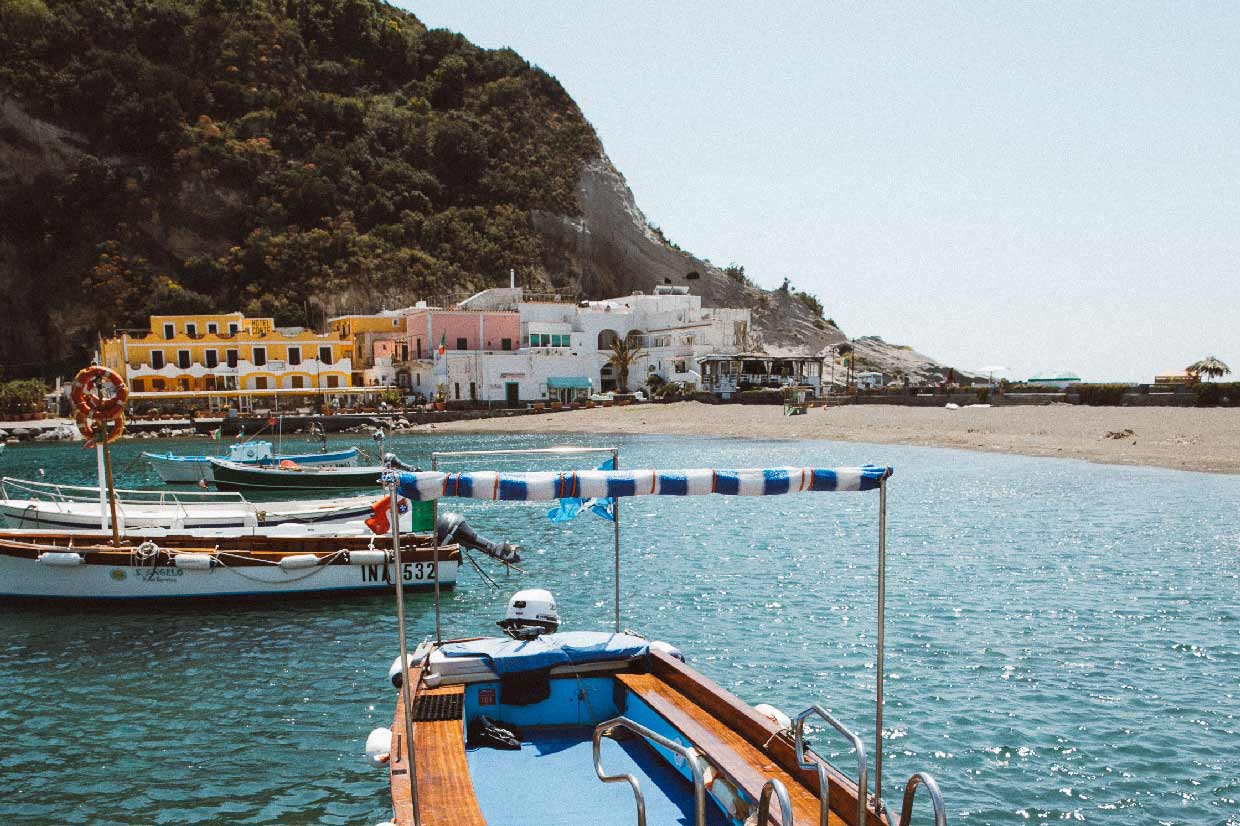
[76, 410, 125, 448]
[70, 366, 129, 419]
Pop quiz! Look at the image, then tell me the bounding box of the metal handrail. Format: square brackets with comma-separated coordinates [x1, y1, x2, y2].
[593, 717, 707, 826]
[898, 773, 946, 826]
[794, 704, 867, 826]
[757, 777, 795, 826]
[0, 477, 248, 504]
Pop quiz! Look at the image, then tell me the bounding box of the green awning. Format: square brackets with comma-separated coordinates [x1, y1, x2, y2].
[548, 376, 591, 389]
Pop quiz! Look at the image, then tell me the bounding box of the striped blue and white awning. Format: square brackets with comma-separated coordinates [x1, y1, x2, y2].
[393, 466, 891, 502]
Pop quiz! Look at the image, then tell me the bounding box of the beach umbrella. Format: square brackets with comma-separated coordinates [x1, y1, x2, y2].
[1187, 356, 1231, 381]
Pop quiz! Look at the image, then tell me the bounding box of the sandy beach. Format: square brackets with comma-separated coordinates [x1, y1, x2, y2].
[419, 402, 1240, 474]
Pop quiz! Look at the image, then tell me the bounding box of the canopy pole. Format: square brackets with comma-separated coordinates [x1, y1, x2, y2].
[874, 476, 887, 814]
[388, 477, 420, 826]
[612, 448, 621, 633]
[431, 454, 442, 645]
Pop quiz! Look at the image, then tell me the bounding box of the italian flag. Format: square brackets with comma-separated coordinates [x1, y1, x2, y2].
[209, 428, 222, 441]
[437, 332, 446, 357]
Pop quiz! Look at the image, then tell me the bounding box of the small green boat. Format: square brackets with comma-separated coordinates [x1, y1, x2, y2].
[208, 458, 389, 492]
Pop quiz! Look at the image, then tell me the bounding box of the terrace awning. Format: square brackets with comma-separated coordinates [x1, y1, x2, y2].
[547, 376, 591, 389]
[394, 466, 892, 501]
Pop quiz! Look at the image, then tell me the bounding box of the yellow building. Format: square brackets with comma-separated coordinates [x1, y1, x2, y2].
[101, 312, 354, 397]
[329, 309, 412, 387]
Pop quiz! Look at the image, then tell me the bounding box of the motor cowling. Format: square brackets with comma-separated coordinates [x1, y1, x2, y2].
[497, 589, 559, 639]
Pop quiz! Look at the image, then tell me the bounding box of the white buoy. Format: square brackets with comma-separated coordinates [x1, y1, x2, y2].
[174, 553, 214, 570]
[36, 552, 83, 567]
[649, 640, 685, 662]
[365, 727, 393, 767]
[754, 703, 792, 730]
[277, 553, 320, 570]
[388, 643, 433, 688]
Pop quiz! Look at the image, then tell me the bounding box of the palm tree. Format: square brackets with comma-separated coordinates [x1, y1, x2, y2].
[608, 338, 640, 392]
[1187, 356, 1231, 381]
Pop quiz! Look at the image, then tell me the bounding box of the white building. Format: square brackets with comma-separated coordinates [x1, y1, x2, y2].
[410, 286, 753, 403]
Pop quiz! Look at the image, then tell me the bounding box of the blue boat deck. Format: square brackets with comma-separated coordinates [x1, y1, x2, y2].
[466, 727, 728, 826]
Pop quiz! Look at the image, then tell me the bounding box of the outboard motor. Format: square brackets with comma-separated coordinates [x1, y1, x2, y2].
[382, 452, 414, 471]
[437, 512, 522, 565]
[496, 589, 559, 640]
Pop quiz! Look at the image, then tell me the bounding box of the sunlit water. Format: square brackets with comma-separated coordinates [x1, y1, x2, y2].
[0, 433, 1237, 825]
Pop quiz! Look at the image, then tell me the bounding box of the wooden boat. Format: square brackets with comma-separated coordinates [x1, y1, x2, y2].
[0, 477, 426, 531]
[209, 457, 392, 491]
[374, 458, 947, 826]
[0, 528, 459, 603]
[144, 440, 360, 484]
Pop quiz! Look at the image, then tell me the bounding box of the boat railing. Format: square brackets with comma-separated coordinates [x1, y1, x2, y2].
[757, 777, 795, 826]
[794, 704, 867, 826]
[0, 477, 249, 507]
[593, 716, 707, 826]
[895, 772, 946, 826]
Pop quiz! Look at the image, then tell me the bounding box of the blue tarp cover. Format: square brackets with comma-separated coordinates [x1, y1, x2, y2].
[439, 631, 648, 675]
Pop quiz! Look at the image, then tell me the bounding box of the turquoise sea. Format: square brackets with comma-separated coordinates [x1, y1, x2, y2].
[0, 433, 1237, 825]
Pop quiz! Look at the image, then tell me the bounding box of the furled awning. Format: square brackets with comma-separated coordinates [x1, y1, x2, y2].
[547, 376, 591, 389]
[394, 466, 892, 501]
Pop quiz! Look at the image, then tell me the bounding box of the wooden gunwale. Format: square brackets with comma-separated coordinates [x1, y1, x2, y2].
[648, 650, 887, 826]
[390, 664, 486, 826]
[617, 672, 840, 826]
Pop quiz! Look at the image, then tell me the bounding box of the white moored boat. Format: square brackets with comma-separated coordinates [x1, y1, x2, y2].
[0, 527, 460, 603]
[143, 440, 360, 484]
[0, 477, 396, 531]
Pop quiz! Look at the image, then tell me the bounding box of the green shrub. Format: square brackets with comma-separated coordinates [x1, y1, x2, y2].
[1196, 382, 1240, 407]
[795, 290, 824, 318]
[0, 379, 46, 416]
[1075, 383, 1130, 406]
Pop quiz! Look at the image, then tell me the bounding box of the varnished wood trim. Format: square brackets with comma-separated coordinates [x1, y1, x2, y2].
[648, 649, 888, 826]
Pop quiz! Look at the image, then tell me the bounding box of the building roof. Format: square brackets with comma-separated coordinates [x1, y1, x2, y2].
[1027, 370, 1082, 382]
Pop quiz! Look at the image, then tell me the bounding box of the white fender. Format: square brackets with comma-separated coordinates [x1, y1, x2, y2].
[174, 553, 214, 570]
[648, 640, 685, 662]
[278, 554, 320, 570]
[37, 552, 83, 567]
[365, 727, 393, 767]
[754, 703, 792, 730]
[347, 549, 389, 566]
[388, 643, 433, 688]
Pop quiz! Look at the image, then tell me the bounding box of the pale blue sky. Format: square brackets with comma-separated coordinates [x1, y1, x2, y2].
[398, 2, 1239, 382]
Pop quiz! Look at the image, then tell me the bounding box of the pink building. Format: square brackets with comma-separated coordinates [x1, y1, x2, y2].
[407, 309, 520, 359]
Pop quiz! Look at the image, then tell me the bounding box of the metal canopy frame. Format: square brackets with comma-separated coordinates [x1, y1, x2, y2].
[385, 455, 891, 824]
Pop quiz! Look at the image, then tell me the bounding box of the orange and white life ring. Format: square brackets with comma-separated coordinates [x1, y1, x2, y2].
[70, 366, 129, 419]
[76, 410, 125, 448]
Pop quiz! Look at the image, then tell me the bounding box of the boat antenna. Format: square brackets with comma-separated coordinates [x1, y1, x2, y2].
[612, 447, 621, 632]
[386, 472, 421, 826]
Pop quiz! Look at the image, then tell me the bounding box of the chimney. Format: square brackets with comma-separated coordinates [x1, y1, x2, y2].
[509, 268, 515, 289]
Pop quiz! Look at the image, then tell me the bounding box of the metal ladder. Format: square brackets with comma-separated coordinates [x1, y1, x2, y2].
[794, 704, 868, 826]
[593, 716, 707, 826]
[756, 777, 795, 826]
[891, 772, 946, 826]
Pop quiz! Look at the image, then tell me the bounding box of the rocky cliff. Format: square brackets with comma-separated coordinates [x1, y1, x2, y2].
[0, 0, 961, 384]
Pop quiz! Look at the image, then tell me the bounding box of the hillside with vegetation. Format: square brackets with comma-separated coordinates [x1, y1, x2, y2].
[0, 0, 960, 383]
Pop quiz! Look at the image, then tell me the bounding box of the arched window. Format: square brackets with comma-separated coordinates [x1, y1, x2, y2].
[625, 329, 645, 348]
[597, 329, 620, 350]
